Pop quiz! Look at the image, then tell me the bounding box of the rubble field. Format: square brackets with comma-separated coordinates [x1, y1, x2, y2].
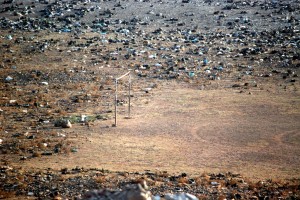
[0, 0, 299, 199]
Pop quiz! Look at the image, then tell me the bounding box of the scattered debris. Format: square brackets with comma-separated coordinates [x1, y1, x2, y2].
[0, 0, 299, 199]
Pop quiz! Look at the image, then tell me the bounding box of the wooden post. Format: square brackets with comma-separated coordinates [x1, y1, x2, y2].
[114, 79, 118, 127]
[114, 71, 131, 127]
[128, 72, 131, 118]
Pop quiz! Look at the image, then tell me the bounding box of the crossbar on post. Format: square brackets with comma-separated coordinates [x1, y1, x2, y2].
[116, 71, 130, 81]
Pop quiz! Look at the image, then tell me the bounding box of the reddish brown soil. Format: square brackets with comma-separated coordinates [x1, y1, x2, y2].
[18, 80, 300, 181]
[0, 0, 300, 198]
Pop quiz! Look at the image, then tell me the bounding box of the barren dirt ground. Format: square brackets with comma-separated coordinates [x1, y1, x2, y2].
[1, 1, 300, 198]
[21, 80, 300, 181]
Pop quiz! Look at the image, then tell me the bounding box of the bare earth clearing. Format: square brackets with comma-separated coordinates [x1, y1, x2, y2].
[1, 0, 300, 198]
[22, 80, 300, 181]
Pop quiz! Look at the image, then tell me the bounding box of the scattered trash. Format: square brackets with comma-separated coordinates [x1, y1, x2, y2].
[203, 58, 208, 66]
[80, 181, 198, 200]
[0, 1, 299, 199]
[189, 71, 195, 78]
[27, 192, 34, 196]
[54, 119, 72, 128]
[5, 76, 13, 82]
[41, 81, 49, 85]
[211, 181, 219, 186]
[6, 35, 12, 40]
[71, 147, 78, 153]
[81, 115, 87, 122]
[164, 193, 198, 200]
[9, 100, 17, 104]
[62, 120, 72, 128]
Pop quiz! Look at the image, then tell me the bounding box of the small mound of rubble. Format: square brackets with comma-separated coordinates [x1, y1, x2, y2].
[80, 180, 197, 200]
[0, 166, 299, 199]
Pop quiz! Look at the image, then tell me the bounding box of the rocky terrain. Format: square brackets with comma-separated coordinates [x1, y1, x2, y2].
[0, 0, 300, 199]
[1, 165, 300, 199]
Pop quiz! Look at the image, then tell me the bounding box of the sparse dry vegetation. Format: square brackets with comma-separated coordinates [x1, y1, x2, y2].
[0, 0, 300, 199]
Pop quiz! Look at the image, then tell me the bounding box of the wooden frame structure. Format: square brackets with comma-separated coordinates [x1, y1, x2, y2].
[114, 71, 131, 127]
